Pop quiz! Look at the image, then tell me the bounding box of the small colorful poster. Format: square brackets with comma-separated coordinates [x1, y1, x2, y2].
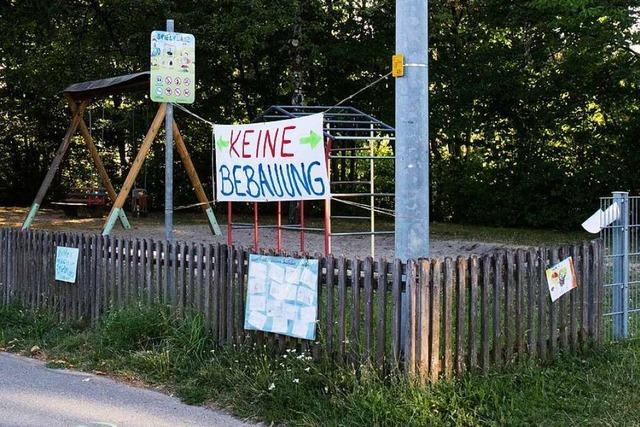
[150, 30, 195, 104]
[55, 246, 79, 283]
[214, 113, 330, 202]
[244, 254, 319, 340]
[545, 257, 578, 302]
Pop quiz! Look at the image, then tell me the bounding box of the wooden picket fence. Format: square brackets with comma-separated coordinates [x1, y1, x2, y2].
[0, 228, 603, 381]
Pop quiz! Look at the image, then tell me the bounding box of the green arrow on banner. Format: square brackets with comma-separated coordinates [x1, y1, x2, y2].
[299, 130, 322, 149]
[216, 136, 229, 149]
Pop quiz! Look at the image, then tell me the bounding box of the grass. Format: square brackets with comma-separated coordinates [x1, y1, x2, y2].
[1, 304, 640, 425]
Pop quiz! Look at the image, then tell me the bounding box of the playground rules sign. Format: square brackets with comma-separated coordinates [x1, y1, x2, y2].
[150, 30, 195, 104]
[215, 113, 330, 202]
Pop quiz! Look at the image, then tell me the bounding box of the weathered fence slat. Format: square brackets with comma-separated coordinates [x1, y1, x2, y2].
[417, 259, 430, 380]
[443, 258, 454, 379]
[455, 256, 466, 376]
[481, 255, 491, 373]
[350, 257, 361, 363]
[336, 256, 347, 361]
[376, 258, 387, 370]
[363, 257, 374, 362]
[0, 228, 606, 381]
[493, 252, 503, 368]
[468, 255, 479, 370]
[505, 251, 515, 364]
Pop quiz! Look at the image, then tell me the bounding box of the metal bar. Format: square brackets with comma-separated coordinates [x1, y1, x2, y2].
[332, 181, 372, 185]
[277, 201, 282, 252]
[396, 0, 429, 353]
[253, 202, 259, 251]
[227, 202, 233, 245]
[370, 124, 375, 257]
[330, 231, 395, 237]
[323, 127, 395, 133]
[300, 200, 305, 253]
[330, 155, 395, 160]
[330, 147, 372, 152]
[324, 137, 332, 256]
[331, 136, 394, 141]
[331, 193, 395, 197]
[164, 19, 175, 242]
[612, 191, 629, 338]
[331, 215, 370, 220]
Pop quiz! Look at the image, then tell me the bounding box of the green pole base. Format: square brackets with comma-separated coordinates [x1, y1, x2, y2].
[206, 207, 222, 236]
[22, 203, 40, 230]
[102, 207, 121, 236]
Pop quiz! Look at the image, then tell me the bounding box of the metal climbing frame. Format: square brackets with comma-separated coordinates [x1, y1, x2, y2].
[226, 105, 395, 256]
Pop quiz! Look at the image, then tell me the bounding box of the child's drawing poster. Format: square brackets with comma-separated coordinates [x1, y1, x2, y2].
[244, 254, 318, 340]
[545, 257, 578, 302]
[150, 30, 195, 104]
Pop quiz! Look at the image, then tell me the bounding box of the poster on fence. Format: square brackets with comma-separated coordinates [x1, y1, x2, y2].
[545, 257, 578, 302]
[244, 254, 319, 340]
[55, 246, 79, 283]
[215, 113, 330, 202]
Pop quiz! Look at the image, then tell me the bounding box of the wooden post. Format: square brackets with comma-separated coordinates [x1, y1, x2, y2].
[102, 104, 166, 235]
[67, 98, 131, 230]
[173, 122, 222, 236]
[22, 100, 89, 229]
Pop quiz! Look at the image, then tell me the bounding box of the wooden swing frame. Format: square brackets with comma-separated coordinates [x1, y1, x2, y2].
[22, 72, 221, 237]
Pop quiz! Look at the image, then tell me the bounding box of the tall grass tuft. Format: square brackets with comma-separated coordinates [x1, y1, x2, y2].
[2, 303, 640, 426]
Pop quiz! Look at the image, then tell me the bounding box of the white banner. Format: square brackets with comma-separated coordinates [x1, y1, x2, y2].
[215, 113, 330, 202]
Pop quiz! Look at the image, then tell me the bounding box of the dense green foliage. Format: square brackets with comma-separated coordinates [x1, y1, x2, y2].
[2, 304, 640, 425]
[1, 1, 639, 228]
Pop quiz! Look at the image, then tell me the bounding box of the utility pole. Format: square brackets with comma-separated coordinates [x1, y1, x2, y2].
[165, 19, 174, 242]
[395, 3, 429, 260]
[395, 1, 429, 346]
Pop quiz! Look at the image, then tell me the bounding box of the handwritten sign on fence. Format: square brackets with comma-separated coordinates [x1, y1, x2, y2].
[244, 254, 318, 340]
[55, 246, 79, 283]
[215, 113, 330, 202]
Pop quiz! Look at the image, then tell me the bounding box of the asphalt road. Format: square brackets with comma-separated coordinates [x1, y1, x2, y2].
[0, 352, 252, 427]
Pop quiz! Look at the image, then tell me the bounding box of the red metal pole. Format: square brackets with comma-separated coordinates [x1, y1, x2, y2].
[277, 201, 282, 252]
[227, 202, 233, 246]
[300, 201, 305, 253]
[323, 137, 332, 256]
[253, 202, 259, 251]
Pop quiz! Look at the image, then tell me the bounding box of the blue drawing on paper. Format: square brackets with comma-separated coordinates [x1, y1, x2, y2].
[55, 246, 79, 283]
[244, 254, 318, 340]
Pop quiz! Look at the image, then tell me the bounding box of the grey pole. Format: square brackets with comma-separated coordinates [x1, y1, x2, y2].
[395, 1, 429, 261]
[165, 19, 174, 243]
[612, 191, 629, 338]
[164, 19, 175, 304]
[395, 1, 429, 345]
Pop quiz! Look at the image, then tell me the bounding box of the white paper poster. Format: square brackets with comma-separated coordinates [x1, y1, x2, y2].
[244, 254, 319, 340]
[215, 114, 330, 202]
[55, 246, 79, 283]
[545, 257, 578, 302]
